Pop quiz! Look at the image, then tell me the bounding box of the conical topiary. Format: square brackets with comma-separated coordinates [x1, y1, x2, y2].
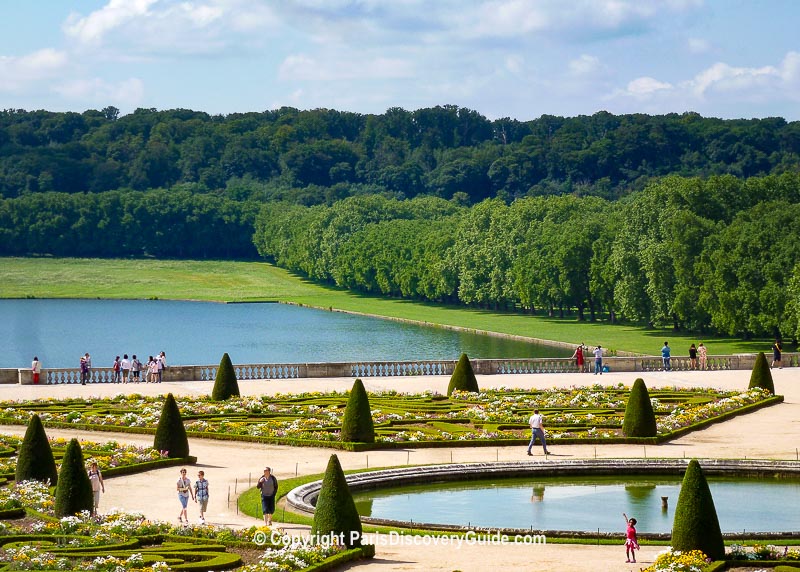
[212, 353, 240, 400]
[748, 352, 775, 394]
[153, 393, 190, 458]
[311, 454, 362, 547]
[447, 353, 479, 396]
[341, 379, 375, 443]
[15, 414, 58, 486]
[671, 459, 725, 560]
[622, 378, 658, 437]
[54, 438, 94, 517]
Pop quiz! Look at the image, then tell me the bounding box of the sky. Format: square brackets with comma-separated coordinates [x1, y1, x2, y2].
[1, 0, 799, 121]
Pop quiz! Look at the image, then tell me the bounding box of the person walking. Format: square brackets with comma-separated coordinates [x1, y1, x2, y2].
[593, 345, 603, 375]
[697, 342, 708, 370]
[257, 467, 279, 526]
[194, 470, 209, 524]
[176, 468, 194, 524]
[772, 339, 783, 369]
[661, 342, 671, 371]
[31, 356, 41, 384]
[526, 408, 550, 456]
[87, 461, 104, 518]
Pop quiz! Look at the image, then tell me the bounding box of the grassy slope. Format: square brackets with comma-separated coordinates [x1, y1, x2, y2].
[0, 257, 769, 355]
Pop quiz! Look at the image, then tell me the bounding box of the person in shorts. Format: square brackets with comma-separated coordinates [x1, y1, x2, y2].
[131, 355, 142, 382]
[257, 467, 279, 526]
[176, 468, 194, 524]
[194, 470, 209, 524]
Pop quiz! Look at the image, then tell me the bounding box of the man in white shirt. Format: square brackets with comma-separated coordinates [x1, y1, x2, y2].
[526, 408, 550, 456]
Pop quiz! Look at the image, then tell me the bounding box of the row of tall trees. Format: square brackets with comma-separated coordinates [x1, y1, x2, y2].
[254, 173, 800, 340]
[0, 189, 258, 258]
[2, 106, 800, 203]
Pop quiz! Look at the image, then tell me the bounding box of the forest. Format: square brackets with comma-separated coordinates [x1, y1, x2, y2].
[1, 106, 799, 340]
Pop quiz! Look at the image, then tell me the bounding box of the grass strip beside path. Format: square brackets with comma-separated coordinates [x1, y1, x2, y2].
[0, 257, 773, 355]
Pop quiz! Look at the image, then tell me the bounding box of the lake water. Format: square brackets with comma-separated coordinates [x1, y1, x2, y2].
[0, 299, 569, 369]
[351, 475, 800, 533]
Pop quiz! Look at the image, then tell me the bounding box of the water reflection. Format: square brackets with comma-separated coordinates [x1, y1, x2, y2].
[351, 475, 800, 533]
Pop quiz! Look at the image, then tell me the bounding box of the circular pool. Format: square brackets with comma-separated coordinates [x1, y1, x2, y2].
[288, 459, 800, 536]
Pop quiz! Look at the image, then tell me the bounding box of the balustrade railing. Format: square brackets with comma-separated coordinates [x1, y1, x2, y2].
[6, 352, 796, 385]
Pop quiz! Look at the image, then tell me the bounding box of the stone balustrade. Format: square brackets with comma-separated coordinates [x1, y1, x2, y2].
[8, 352, 797, 385]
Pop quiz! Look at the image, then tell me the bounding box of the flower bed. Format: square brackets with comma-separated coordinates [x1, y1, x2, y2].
[0, 385, 779, 450]
[0, 483, 371, 571]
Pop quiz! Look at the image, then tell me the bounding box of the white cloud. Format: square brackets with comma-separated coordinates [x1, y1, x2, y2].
[278, 52, 414, 81]
[63, 0, 158, 45]
[626, 76, 673, 96]
[0, 48, 69, 92]
[682, 53, 800, 100]
[62, 0, 278, 55]
[687, 37, 710, 54]
[569, 54, 601, 76]
[54, 77, 145, 108]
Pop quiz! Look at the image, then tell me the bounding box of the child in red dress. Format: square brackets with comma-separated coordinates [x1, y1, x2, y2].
[623, 512, 639, 563]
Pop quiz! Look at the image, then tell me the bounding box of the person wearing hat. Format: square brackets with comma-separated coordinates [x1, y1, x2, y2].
[256, 466, 279, 526]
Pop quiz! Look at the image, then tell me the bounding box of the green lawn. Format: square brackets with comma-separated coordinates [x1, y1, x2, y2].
[0, 257, 773, 355]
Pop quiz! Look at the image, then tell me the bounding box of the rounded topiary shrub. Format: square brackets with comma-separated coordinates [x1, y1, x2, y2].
[153, 393, 190, 458]
[748, 352, 775, 394]
[341, 379, 375, 443]
[212, 353, 240, 401]
[15, 414, 58, 486]
[622, 378, 658, 437]
[671, 459, 725, 560]
[311, 454, 362, 548]
[54, 438, 93, 517]
[447, 353, 479, 397]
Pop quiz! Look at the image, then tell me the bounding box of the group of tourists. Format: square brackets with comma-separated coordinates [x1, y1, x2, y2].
[570, 343, 606, 374]
[175, 466, 279, 526]
[72, 351, 167, 384]
[87, 463, 279, 527]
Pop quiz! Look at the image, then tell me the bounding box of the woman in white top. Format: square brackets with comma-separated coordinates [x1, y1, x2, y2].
[176, 468, 195, 523]
[31, 357, 42, 384]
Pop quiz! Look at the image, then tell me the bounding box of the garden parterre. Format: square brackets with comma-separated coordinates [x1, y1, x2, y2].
[0, 480, 350, 571]
[0, 385, 776, 446]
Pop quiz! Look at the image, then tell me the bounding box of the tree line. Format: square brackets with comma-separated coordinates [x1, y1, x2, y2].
[2, 106, 800, 204]
[253, 173, 800, 341]
[0, 190, 258, 259]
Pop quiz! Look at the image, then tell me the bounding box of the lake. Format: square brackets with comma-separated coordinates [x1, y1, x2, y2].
[351, 474, 800, 533]
[0, 299, 569, 369]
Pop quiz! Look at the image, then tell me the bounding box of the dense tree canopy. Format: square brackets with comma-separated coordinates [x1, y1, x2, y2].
[253, 174, 800, 340]
[3, 106, 800, 340]
[2, 107, 799, 202]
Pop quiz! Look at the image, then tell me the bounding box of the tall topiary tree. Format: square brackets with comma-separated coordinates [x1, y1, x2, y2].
[54, 439, 93, 517]
[622, 378, 658, 437]
[15, 414, 58, 486]
[153, 393, 190, 458]
[748, 352, 775, 394]
[341, 379, 375, 443]
[447, 353, 479, 396]
[212, 353, 240, 401]
[311, 454, 362, 547]
[671, 459, 725, 560]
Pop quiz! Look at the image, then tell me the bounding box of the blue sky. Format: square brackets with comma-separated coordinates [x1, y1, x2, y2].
[1, 0, 799, 120]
